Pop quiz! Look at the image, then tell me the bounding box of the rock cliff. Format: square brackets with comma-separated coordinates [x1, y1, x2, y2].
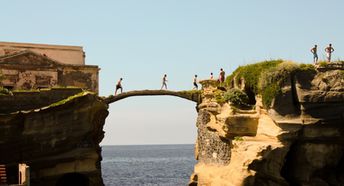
[0, 89, 108, 186]
[0, 61, 343, 186]
[190, 62, 344, 186]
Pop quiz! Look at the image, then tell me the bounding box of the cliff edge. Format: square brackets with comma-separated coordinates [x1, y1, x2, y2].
[190, 61, 344, 186]
[0, 88, 108, 185]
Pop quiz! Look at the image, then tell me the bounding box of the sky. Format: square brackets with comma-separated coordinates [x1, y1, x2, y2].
[1, 0, 343, 145]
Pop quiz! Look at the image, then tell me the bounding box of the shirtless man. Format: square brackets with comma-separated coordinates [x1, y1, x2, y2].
[161, 74, 168, 90]
[115, 78, 123, 95]
[219, 68, 225, 84]
[325, 44, 334, 62]
[310, 45, 318, 64]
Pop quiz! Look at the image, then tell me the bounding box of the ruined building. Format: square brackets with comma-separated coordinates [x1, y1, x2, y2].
[0, 42, 99, 94]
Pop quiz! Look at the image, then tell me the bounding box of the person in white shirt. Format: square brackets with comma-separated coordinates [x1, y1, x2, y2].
[193, 75, 198, 90]
[161, 74, 168, 90]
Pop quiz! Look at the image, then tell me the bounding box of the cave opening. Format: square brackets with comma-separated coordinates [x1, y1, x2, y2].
[280, 141, 299, 185]
[244, 87, 256, 105]
[56, 172, 89, 186]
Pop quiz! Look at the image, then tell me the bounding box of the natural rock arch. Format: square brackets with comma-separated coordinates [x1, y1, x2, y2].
[103, 90, 201, 104]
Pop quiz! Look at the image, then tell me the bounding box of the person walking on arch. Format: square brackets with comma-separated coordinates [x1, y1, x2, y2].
[325, 43, 334, 62]
[115, 78, 123, 95]
[193, 75, 198, 90]
[219, 68, 225, 85]
[161, 74, 168, 90]
[310, 44, 318, 64]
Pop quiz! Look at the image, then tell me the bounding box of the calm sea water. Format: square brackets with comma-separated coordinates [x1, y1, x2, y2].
[101, 144, 196, 186]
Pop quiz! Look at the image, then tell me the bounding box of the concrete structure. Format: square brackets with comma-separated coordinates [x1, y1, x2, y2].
[0, 42, 99, 93]
[0, 41, 85, 65]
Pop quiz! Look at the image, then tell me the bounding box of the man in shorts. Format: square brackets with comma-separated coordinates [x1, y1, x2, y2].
[193, 75, 198, 90]
[325, 43, 334, 62]
[219, 68, 225, 84]
[161, 74, 168, 90]
[115, 78, 123, 95]
[310, 45, 318, 64]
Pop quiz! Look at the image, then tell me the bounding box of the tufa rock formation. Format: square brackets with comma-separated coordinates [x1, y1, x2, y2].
[190, 61, 344, 186]
[0, 88, 108, 185]
[0, 60, 343, 186]
[0, 88, 200, 185]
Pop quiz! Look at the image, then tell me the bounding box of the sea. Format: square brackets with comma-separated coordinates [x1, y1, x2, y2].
[101, 144, 196, 186]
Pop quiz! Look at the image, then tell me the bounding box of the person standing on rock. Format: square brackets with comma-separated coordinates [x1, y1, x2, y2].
[219, 68, 225, 84]
[310, 45, 318, 64]
[193, 75, 198, 90]
[161, 74, 168, 90]
[325, 43, 334, 62]
[115, 78, 123, 95]
[210, 72, 214, 80]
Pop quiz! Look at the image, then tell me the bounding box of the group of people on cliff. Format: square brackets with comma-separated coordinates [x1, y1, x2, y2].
[114, 68, 226, 95]
[310, 43, 335, 64]
[114, 43, 336, 95]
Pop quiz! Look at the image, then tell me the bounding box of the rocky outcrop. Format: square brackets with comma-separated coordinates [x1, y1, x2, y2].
[0, 89, 108, 186]
[191, 68, 344, 186]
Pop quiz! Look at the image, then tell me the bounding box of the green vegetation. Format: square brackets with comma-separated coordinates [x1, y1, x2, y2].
[233, 136, 244, 141]
[225, 60, 283, 94]
[214, 89, 226, 104]
[0, 87, 11, 95]
[48, 91, 93, 107]
[258, 61, 299, 107]
[225, 60, 317, 108]
[318, 61, 328, 67]
[223, 88, 249, 107]
[299, 63, 316, 73]
[52, 85, 82, 89]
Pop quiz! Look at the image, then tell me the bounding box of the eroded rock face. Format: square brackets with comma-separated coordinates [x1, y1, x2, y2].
[0, 90, 108, 186]
[192, 69, 344, 186]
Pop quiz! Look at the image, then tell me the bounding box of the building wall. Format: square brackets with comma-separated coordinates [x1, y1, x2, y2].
[0, 68, 58, 90]
[0, 42, 85, 65]
[0, 65, 99, 93]
[59, 66, 99, 93]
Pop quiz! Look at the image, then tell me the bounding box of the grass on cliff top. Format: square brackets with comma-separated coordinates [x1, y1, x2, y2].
[225, 59, 283, 94]
[225, 60, 316, 108]
[48, 91, 94, 108]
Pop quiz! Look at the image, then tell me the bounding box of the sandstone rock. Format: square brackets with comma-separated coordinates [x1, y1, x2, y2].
[192, 68, 344, 186]
[0, 90, 108, 185]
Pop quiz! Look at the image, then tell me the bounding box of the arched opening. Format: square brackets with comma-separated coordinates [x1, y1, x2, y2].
[244, 87, 256, 105]
[56, 173, 89, 186]
[101, 96, 197, 185]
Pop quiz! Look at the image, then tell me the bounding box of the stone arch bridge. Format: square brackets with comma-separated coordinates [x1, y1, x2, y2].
[103, 89, 201, 104]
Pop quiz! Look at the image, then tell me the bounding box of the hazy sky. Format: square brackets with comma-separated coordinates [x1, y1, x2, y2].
[1, 1, 343, 145]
